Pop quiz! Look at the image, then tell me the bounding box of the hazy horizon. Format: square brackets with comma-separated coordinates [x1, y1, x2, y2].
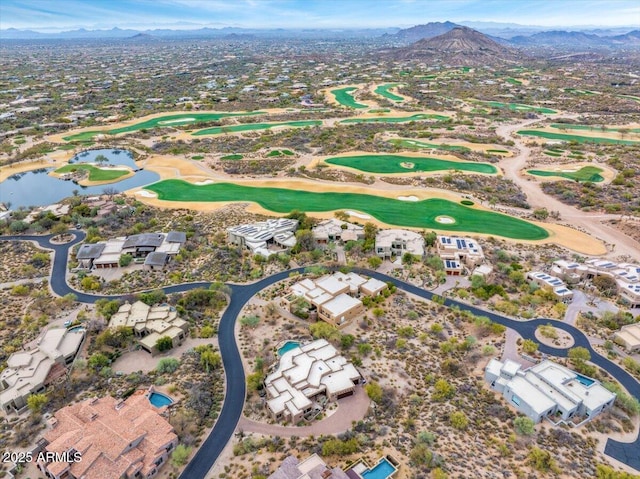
[1, 0, 639, 32]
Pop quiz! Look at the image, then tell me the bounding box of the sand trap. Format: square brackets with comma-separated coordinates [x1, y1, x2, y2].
[194, 179, 215, 185]
[435, 215, 456, 224]
[158, 118, 196, 125]
[400, 162, 415, 169]
[346, 210, 371, 219]
[137, 190, 158, 198]
[398, 195, 419, 202]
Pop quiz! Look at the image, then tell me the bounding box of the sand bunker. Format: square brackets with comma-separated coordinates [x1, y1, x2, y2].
[346, 210, 371, 219]
[435, 215, 456, 224]
[158, 118, 196, 125]
[398, 195, 419, 202]
[137, 190, 158, 198]
[400, 162, 415, 169]
[194, 179, 215, 185]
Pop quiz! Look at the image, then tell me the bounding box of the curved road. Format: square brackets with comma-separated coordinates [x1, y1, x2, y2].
[1, 234, 638, 474]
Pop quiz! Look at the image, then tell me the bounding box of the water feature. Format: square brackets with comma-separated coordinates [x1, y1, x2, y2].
[278, 341, 301, 356]
[148, 392, 174, 408]
[0, 149, 159, 210]
[575, 374, 595, 387]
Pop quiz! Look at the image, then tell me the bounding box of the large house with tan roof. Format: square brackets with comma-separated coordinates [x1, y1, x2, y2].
[109, 301, 189, 354]
[312, 218, 364, 246]
[0, 328, 85, 414]
[265, 339, 363, 423]
[37, 391, 178, 479]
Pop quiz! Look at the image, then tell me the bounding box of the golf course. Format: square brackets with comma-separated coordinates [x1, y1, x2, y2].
[62, 111, 264, 141]
[192, 120, 321, 136]
[374, 83, 405, 102]
[324, 154, 498, 174]
[340, 113, 449, 124]
[517, 129, 639, 145]
[473, 100, 557, 114]
[528, 166, 605, 182]
[330, 87, 368, 109]
[52, 164, 131, 182]
[145, 180, 549, 240]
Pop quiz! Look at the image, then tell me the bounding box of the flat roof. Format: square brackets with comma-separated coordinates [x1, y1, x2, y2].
[321, 293, 362, 317]
[508, 375, 557, 415]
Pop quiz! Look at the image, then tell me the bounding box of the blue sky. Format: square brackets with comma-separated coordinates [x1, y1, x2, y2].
[1, 0, 639, 31]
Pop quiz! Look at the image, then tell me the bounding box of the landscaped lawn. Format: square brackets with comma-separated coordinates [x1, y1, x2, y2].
[192, 120, 321, 136]
[330, 87, 368, 109]
[54, 164, 129, 181]
[146, 180, 549, 240]
[373, 83, 405, 102]
[324, 154, 497, 174]
[517, 130, 639, 145]
[340, 113, 449, 124]
[528, 166, 605, 182]
[62, 112, 265, 141]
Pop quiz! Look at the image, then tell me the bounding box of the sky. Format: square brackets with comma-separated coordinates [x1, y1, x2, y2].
[1, 0, 639, 32]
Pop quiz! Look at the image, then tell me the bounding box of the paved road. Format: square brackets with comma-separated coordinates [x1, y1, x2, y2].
[1, 235, 638, 474]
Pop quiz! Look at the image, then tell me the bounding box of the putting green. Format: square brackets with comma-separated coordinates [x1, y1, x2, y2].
[388, 138, 470, 152]
[324, 154, 497, 174]
[220, 154, 243, 160]
[340, 113, 449, 125]
[192, 120, 321, 136]
[54, 164, 129, 181]
[146, 180, 549, 240]
[550, 123, 640, 133]
[330, 87, 368, 109]
[528, 166, 604, 182]
[62, 112, 264, 141]
[474, 100, 557, 114]
[517, 130, 639, 145]
[266, 149, 295, 157]
[373, 83, 405, 102]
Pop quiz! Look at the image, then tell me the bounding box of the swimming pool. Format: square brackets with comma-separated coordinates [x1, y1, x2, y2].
[148, 392, 174, 408]
[575, 374, 595, 387]
[277, 341, 301, 356]
[361, 458, 396, 479]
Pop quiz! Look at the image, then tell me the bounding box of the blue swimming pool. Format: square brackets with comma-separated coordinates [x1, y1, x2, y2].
[149, 392, 174, 408]
[362, 458, 396, 479]
[277, 341, 300, 356]
[575, 374, 595, 387]
[68, 326, 85, 333]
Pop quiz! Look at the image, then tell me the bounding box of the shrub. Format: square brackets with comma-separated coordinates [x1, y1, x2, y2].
[27, 393, 48, 413]
[171, 444, 192, 467]
[514, 416, 535, 436]
[156, 358, 180, 374]
[450, 411, 468, 430]
[155, 336, 173, 352]
[365, 381, 383, 403]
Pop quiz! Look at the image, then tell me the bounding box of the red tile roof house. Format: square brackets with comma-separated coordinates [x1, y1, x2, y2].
[37, 391, 178, 479]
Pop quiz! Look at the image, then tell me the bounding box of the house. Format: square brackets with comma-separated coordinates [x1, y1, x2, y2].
[312, 218, 364, 245]
[526, 271, 574, 302]
[436, 235, 485, 274]
[227, 218, 298, 257]
[264, 339, 363, 423]
[267, 454, 349, 479]
[37, 391, 178, 479]
[0, 328, 85, 414]
[485, 358, 615, 424]
[613, 323, 640, 353]
[375, 229, 425, 259]
[109, 301, 189, 355]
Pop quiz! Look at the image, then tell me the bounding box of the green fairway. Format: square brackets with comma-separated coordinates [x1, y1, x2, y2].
[192, 120, 321, 136]
[330, 87, 368, 109]
[517, 130, 639, 145]
[340, 113, 449, 125]
[62, 112, 265, 141]
[618, 94, 640, 103]
[528, 166, 604, 182]
[54, 164, 130, 181]
[487, 149, 509, 154]
[220, 154, 243, 160]
[146, 180, 548, 240]
[324, 154, 497, 174]
[474, 100, 557, 114]
[550, 123, 640, 133]
[266, 149, 294, 157]
[506, 78, 522, 85]
[374, 83, 405, 102]
[564, 88, 597, 95]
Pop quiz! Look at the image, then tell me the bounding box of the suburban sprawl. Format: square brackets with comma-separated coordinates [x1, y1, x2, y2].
[1, 14, 640, 479]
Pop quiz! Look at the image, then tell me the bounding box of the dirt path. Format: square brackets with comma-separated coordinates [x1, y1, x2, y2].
[237, 386, 370, 437]
[497, 119, 640, 259]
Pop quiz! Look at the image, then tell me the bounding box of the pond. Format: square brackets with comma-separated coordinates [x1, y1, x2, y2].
[0, 149, 159, 210]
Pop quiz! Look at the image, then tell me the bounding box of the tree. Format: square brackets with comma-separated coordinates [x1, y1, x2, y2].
[246, 372, 264, 392]
[155, 336, 173, 352]
[568, 346, 591, 363]
[514, 416, 535, 436]
[27, 393, 48, 413]
[310, 321, 338, 340]
[533, 207, 549, 220]
[363, 222, 378, 240]
[88, 352, 109, 371]
[240, 314, 260, 328]
[449, 411, 469, 430]
[294, 229, 316, 252]
[432, 379, 455, 401]
[403, 252, 417, 265]
[593, 275, 618, 297]
[368, 256, 382, 269]
[365, 381, 383, 403]
[171, 444, 192, 467]
[200, 350, 221, 373]
[156, 358, 180, 374]
[119, 253, 133, 267]
[522, 339, 539, 354]
[423, 231, 438, 247]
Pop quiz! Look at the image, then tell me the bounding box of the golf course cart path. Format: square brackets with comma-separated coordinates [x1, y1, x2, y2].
[497, 119, 640, 259]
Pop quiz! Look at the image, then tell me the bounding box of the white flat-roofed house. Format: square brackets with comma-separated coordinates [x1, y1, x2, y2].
[318, 293, 364, 327]
[485, 358, 615, 424]
[375, 229, 425, 259]
[312, 218, 364, 246]
[0, 328, 85, 414]
[264, 339, 363, 423]
[360, 277, 387, 296]
[613, 323, 640, 353]
[436, 235, 485, 269]
[527, 271, 573, 302]
[227, 218, 298, 258]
